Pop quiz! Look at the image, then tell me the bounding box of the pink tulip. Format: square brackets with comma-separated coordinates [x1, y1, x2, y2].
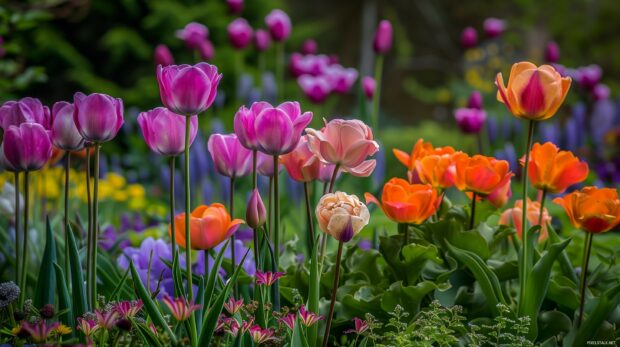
[483, 18, 505, 38]
[233, 101, 312, 155]
[460, 26, 477, 49]
[257, 151, 281, 176]
[454, 108, 486, 134]
[485, 173, 512, 208]
[176, 22, 209, 50]
[0, 97, 50, 130]
[138, 107, 198, 156]
[51, 101, 84, 151]
[298, 75, 332, 103]
[254, 29, 271, 52]
[226, 0, 244, 14]
[290, 54, 330, 77]
[373, 20, 393, 54]
[154, 44, 174, 67]
[362, 76, 375, 100]
[3, 122, 52, 171]
[280, 135, 321, 182]
[325, 65, 358, 94]
[228, 18, 253, 50]
[265, 9, 291, 42]
[301, 39, 318, 55]
[305, 119, 379, 177]
[207, 133, 253, 178]
[467, 90, 483, 110]
[198, 39, 215, 61]
[0, 143, 17, 172]
[73, 92, 124, 143]
[246, 188, 266, 229]
[157, 63, 222, 116]
[545, 41, 560, 63]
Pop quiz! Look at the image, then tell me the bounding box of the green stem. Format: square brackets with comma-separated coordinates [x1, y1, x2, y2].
[276, 42, 285, 102]
[304, 182, 315, 252]
[537, 189, 547, 234]
[371, 54, 384, 130]
[90, 144, 101, 309]
[518, 120, 536, 315]
[14, 172, 20, 285]
[577, 232, 594, 328]
[85, 147, 92, 310]
[322, 240, 344, 347]
[229, 176, 237, 295]
[19, 171, 29, 307]
[183, 116, 198, 347]
[64, 153, 71, 286]
[399, 223, 408, 245]
[476, 132, 484, 155]
[273, 155, 280, 269]
[267, 177, 273, 239]
[469, 192, 477, 230]
[252, 150, 259, 270]
[170, 156, 177, 260]
[328, 164, 340, 193]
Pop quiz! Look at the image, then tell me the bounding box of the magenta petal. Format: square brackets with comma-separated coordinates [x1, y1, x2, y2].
[255, 108, 293, 155]
[234, 106, 258, 150]
[4, 123, 52, 171]
[170, 67, 211, 115]
[74, 93, 121, 142]
[51, 101, 84, 150]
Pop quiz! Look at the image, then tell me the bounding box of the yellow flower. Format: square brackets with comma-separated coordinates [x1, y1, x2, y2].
[107, 172, 126, 189]
[53, 324, 72, 336]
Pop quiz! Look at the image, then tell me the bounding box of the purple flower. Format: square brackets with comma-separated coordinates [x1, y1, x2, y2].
[176, 22, 209, 50]
[362, 76, 375, 100]
[467, 90, 483, 110]
[254, 29, 271, 52]
[198, 39, 215, 61]
[301, 39, 318, 55]
[576, 64, 602, 90]
[290, 53, 330, 77]
[0, 97, 50, 130]
[325, 64, 358, 94]
[454, 107, 486, 134]
[373, 20, 393, 54]
[207, 133, 253, 178]
[483, 17, 506, 38]
[157, 63, 222, 116]
[460, 26, 477, 49]
[226, 0, 243, 14]
[255, 271, 284, 286]
[592, 84, 610, 101]
[138, 107, 198, 156]
[154, 44, 174, 67]
[51, 101, 84, 151]
[228, 18, 253, 49]
[73, 92, 124, 143]
[265, 9, 291, 42]
[3, 122, 52, 172]
[545, 41, 560, 63]
[298, 75, 332, 103]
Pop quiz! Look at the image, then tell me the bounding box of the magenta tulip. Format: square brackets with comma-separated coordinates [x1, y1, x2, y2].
[226, 0, 244, 14]
[373, 20, 393, 54]
[154, 44, 174, 67]
[176, 22, 209, 50]
[234, 102, 269, 150]
[254, 29, 271, 52]
[138, 108, 198, 156]
[246, 188, 266, 229]
[467, 91, 483, 110]
[301, 39, 318, 55]
[73, 92, 124, 143]
[454, 107, 486, 134]
[0, 97, 50, 130]
[298, 75, 332, 103]
[576, 64, 602, 90]
[362, 76, 375, 100]
[290, 53, 330, 77]
[256, 102, 312, 155]
[483, 18, 505, 38]
[325, 65, 358, 94]
[256, 152, 281, 176]
[265, 9, 291, 42]
[0, 143, 17, 172]
[228, 18, 253, 49]
[51, 101, 84, 151]
[545, 41, 560, 63]
[198, 40, 215, 61]
[460, 27, 478, 49]
[207, 133, 253, 178]
[3, 123, 52, 172]
[592, 84, 610, 101]
[157, 63, 222, 116]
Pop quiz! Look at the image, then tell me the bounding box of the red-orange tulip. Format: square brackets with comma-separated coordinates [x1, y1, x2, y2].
[553, 187, 620, 233]
[495, 62, 571, 120]
[454, 155, 513, 197]
[365, 178, 439, 224]
[525, 142, 589, 194]
[414, 151, 467, 190]
[393, 139, 456, 184]
[170, 204, 243, 250]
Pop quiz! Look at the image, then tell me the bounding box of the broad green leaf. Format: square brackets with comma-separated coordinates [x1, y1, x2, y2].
[380, 281, 444, 317]
[565, 282, 620, 346]
[53, 263, 74, 333]
[291, 315, 310, 347]
[204, 241, 229, 312]
[67, 227, 87, 317]
[306, 235, 320, 346]
[34, 218, 57, 307]
[546, 275, 579, 310]
[538, 310, 571, 342]
[380, 236, 442, 285]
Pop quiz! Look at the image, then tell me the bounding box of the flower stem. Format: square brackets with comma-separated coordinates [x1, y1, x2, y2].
[328, 164, 340, 193]
[14, 172, 20, 285]
[18, 171, 29, 307]
[398, 223, 408, 245]
[273, 155, 280, 269]
[276, 42, 284, 102]
[518, 119, 536, 315]
[304, 182, 315, 251]
[322, 240, 344, 347]
[230, 176, 237, 295]
[85, 147, 92, 310]
[89, 144, 101, 309]
[252, 150, 260, 270]
[252, 150, 258, 189]
[170, 156, 177, 256]
[537, 189, 547, 232]
[370, 54, 384, 130]
[469, 192, 477, 230]
[577, 232, 594, 328]
[64, 153, 71, 285]
[183, 116, 198, 347]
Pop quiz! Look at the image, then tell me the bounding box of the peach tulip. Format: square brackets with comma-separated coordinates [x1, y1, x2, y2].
[170, 204, 243, 250]
[495, 62, 571, 120]
[525, 142, 589, 194]
[280, 135, 322, 182]
[365, 178, 439, 224]
[553, 187, 620, 233]
[315, 192, 370, 242]
[499, 198, 551, 241]
[393, 139, 456, 183]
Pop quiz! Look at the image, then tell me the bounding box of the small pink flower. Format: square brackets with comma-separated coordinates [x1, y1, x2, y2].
[298, 75, 332, 103]
[226, 319, 240, 337]
[176, 22, 209, 50]
[460, 26, 477, 49]
[299, 305, 323, 327]
[224, 297, 245, 315]
[96, 309, 120, 330]
[344, 317, 369, 335]
[254, 29, 271, 52]
[148, 323, 158, 336]
[228, 18, 253, 50]
[241, 317, 255, 334]
[76, 317, 100, 337]
[279, 313, 296, 331]
[162, 295, 202, 321]
[362, 76, 375, 100]
[305, 119, 379, 177]
[154, 44, 174, 67]
[301, 39, 318, 55]
[373, 20, 393, 54]
[115, 300, 143, 318]
[325, 64, 358, 94]
[21, 321, 59, 343]
[483, 17, 506, 38]
[265, 9, 291, 42]
[454, 107, 486, 134]
[249, 325, 277, 344]
[255, 271, 285, 286]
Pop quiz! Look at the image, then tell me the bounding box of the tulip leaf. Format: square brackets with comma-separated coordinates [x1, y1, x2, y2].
[97, 251, 132, 299]
[446, 241, 506, 316]
[291, 315, 310, 347]
[171, 248, 185, 300]
[34, 217, 57, 308]
[546, 225, 578, 284]
[53, 263, 75, 333]
[538, 310, 572, 342]
[204, 240, 229, 313]
[380, 280, 444, 317]
[546, 275, 580, 310]
[129, 260, 177, 345]
[198, 249, 250, 346]
[380, 235, 442, 285]
[132, 318, 164, 347]
[109, 266, 131, 301]
[306, 235, 321, 346]
[195, 276, 205, 334]
[67, 226, 88, 317]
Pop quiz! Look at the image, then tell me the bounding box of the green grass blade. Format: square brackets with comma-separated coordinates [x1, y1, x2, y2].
[34, 217, 57, 308]
[53, 263, 74, 335]
[67, 226, 88, 317]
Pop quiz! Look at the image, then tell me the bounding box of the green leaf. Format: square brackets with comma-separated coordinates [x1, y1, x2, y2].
[34, 218, 57, 307]
[129, 260, 177, 345]
[546, 225, 578, 284]
[204, 241, 229, 313]
[291, 315, 310, 347]
[565, 282, 620, 346]
[53, 263, 74, 333]
[538, 310, 571, 342]
[546, 275, 579, 310]
[198, 249, 250, 346]
[380, 236, 442, 285]
[380, 280, 443, 317]
[132, 319, 164, 347]
[109, 267, 131, 301]
[306, 235, 320, 346]
[67, 227, 87, 317]
[195, 276, 205, 335]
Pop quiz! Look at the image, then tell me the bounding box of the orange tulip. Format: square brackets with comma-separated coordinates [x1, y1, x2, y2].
[454, 154, 514, 197]
[170, 203, 244, 250]
[495, 62, 571, 120]
[414, 151, 467, 190]
[499, 198, 551, 241]
[524, 142, 589, 194]
[393, 139, 456, 184]
[365, 178, 439, 224]
[553, 187, 620, 233]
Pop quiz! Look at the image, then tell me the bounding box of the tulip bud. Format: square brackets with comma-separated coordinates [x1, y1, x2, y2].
[176, 22, 209, 50]
[73, 92, 124, 143]
[226, 0, 243, 14]
[228, 18, 253, 50]
[467, 91, 483, 110]
[301, 39, 318, 55]
[362, 76, 375, 100]
[544, 41, 560, 63]
[265, 9, 292, 42]
[460, 27, 477, 49]
[483, 17, 505, 38]
[198, 40, 215, 61]
[373, 20, 393, 54]
[154, 44, 174, 67]
[254, 29, 271, 52]
[246, 189, 266, 228]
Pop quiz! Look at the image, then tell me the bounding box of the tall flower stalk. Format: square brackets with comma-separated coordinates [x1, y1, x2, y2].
[14, 172, 20, 285]
[370, 20, 392, 130]
[19, 171, 29, 306]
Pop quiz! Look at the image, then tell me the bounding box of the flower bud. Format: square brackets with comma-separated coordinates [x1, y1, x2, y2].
[154, 44, 174, 67]
[373, 20, 393, 54]
[545, 41, 560, 63]
[467, 90, 483, 110]
[460, 26, 477, 49]
[246, 189, 266, 229]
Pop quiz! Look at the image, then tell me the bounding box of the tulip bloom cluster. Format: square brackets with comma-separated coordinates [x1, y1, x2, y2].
[292, 53, 359, 103]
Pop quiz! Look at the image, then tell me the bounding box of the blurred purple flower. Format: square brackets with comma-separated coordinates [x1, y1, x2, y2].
[228, 18, 253, 50]
[576, 64, 602, 90]
[538, 122, 561, 145]
[325, 65, 358, 94]
[591, 99, 617, 148]
[373, 20, 393, 54]
[254, 29, 271, 52]
[454, 107, 486, 134]
[460, 27, 477, 49]
[298, 75, 332, 103]
[592, 84, 610, 101]
[545, 41, 560, 63]
[494, 143, 517, 173]
[226, 0, 243, 14]
[362, 76, 375, 100]
[176, 23, 209, 50]
[483, 18, 506, 38]
[265, 9, 291, 42]
[154, 44, 174, 67]
[301, 39, 318, 55]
